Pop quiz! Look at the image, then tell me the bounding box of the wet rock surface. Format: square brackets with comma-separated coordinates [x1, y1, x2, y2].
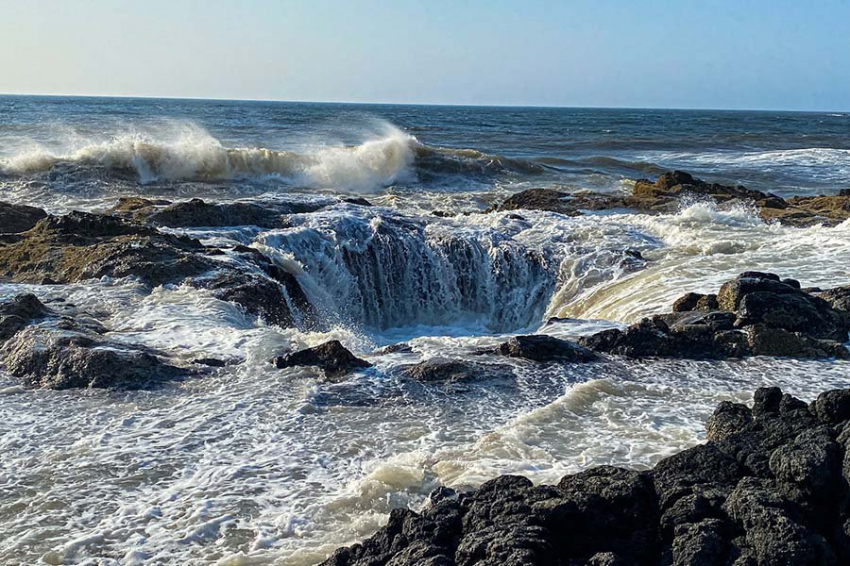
[0, 294, 188, 389]
[271, 340, 372, 381]
[322, 386, 850, 566]
[0, 201, 48, 233]
[579, 272, 850, 360]
[107, 196, 344, 227]
[0, 210, 311, 328]
[494, 188, 628, 216]
[399, 357, 514, 384]
[493, 171, 850, 227]
[0, 211, 214, 286]
[493, 334, 599, 363]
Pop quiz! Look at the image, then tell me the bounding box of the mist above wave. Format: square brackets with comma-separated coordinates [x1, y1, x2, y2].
[0, 120, 551, 193]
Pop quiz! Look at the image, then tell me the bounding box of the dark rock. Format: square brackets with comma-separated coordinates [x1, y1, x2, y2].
[494, 335, 598, 363]
[672, 293, 719, 313]
[817, 285, 850, 315]
[745, 324, 849, 359]
[0, 211, 313, 329]
[1, 324, 187, 389]
[399, 358, 512, 384]
[761, 194, 850, 227]
[343, 197, 373, 207]
[194, 270, 300, 328]
[322, 386, 850, 566]
[0, 211, 212, 286]
[723, 477, 836, 565]
[495, 188, 627, 216]
[495, 188, 579, 215]
[629, 171, 784, 213]
[580, 272, 850, 361]
[144, 198, 285, 228]
[374, 342, 415, 355]
[706, 401, 752, 442]
[108, 196, 329, 227]
[271, 340, 371, 380]
[0, 201, 48, 233]
[812, 389, 850, 425]
[0, 293, 50, 342]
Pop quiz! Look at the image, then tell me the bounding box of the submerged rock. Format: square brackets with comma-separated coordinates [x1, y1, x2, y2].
[0, 201, 47, 233]
[271, 340, 372, 381]
[493, 334, 598, 363]
[580, 272, 850, 360]
[322, 385, 850, 566]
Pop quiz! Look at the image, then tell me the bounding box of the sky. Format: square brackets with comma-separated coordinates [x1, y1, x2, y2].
[1, 0, 849, 111]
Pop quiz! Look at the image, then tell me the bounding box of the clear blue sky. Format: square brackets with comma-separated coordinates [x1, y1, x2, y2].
[1, 0, 848, 110]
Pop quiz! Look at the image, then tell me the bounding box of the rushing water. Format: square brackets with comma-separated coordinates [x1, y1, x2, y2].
[1, 96, 849, 565]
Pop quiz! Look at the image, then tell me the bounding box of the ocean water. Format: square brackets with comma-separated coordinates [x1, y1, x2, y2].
[1, 96, 850, 565]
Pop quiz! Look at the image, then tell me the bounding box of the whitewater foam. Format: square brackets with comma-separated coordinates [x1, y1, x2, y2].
[0, 121, 419, 191]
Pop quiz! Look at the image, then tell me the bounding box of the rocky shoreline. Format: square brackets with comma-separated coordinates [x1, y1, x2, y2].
[2, 171, 850, 562]
[1, 170, 849, 390]
[321, 386, 850, 566]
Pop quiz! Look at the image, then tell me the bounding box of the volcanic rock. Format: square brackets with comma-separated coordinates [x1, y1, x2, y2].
[579, 272, 850, 360]
[271, 340, 372, 381]
[0, 293, 50, 342]
[321, 385, 850, 565]
[493, 334, 598, 363]
[108, 196, 329, 227]
[399, 357, 514, 384]
[0, 201, 47, 233]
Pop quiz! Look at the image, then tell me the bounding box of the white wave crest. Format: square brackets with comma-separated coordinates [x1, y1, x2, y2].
[0, 121, 417, 191]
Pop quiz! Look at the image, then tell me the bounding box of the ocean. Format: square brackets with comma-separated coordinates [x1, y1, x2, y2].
[1, 96, 849, 565]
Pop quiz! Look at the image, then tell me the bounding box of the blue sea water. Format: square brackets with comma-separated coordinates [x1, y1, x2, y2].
[1, 96, 849, 210]
[2, 96, 850, 566]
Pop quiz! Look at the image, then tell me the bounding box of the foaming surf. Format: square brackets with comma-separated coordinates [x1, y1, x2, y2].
[0, 122, 419, 191]
[3, 99, 850, 565]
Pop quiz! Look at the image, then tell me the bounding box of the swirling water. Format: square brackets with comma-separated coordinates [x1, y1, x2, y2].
[1, 96, 850, 565]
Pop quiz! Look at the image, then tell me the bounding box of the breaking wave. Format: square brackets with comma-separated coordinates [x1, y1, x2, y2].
[0, 121, 547, 191]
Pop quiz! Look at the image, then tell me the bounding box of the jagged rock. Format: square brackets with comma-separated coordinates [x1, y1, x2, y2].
[271, 340, 371, 380]
[672, 292, 719, 313]
[493, 335, 598, 363]
[108, 196, 329, 227]
[0, 293, 50, 342]
[580, 272, 850, 360]
[760, 194, 850, 227]
[494, 188, 627, 216]
[322, 386, 850, 566]
[816, 285, 850, 316]
[490, 172, 850, 228]
[1, 324, 187, 389]
[399, 358, 512, 384]
[0, 201, 48, 233]
[0, 211, 213, 286]
[811, 389, 850, 425]
[723, 477, 836, 565]
[0, 211, 312, 328]
[374, 342, 415, 355]
[628, 170, 785, 212]
[706, 401, 753, 442]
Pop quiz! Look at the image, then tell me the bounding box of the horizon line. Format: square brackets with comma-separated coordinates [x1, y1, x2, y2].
[0, 92, 846, 115]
